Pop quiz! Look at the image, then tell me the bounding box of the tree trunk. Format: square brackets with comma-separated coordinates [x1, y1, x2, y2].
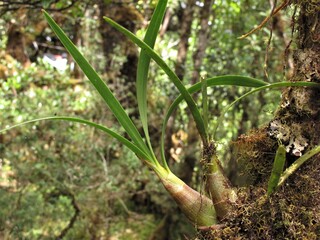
[175, 0, 197, 80]
[202, 2, 320, 239]
[191, 0, 214, 84]
[6, 23, 30, 66]
[98, 1, 142, 121]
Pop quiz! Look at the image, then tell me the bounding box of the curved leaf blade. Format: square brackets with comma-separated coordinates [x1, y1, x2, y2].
[137, 0, 168, 162]
[213, 81, 320, 137]
[0, 116, 151, 161]
[103, 16, 208, 146]
[267, 144, 286, 196]
[201, 77, 208, 136]
[278, 145, 320, 187]
[42, 10, 153, 161]
[160, 75, 268, 165]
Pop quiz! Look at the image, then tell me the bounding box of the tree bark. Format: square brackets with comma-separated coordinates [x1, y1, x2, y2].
[202, 2, 320, 239]
[271, 11, 294, 76]
[6, 23, 30, 66]
[191, 0, 214, 84]
[269, 2, 320, 158]
[175, 0, 197, 80]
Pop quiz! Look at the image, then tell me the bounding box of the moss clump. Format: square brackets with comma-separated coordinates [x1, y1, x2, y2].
[195, 138, 320, 239]
[234, 128, 276, 186]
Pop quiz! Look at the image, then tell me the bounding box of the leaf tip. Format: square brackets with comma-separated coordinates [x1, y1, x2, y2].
[42, 9, 50, 19]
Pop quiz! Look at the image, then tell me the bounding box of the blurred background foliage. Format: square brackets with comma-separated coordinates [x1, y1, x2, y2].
[0, 0, 293, 239]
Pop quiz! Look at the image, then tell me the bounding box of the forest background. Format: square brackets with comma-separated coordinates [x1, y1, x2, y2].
[0, 0, 303, 239]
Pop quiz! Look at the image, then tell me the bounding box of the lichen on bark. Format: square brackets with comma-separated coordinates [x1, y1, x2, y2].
[197, 1, 320, 239]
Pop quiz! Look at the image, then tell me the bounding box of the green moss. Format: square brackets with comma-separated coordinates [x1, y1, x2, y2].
[195, 139, 320, 239]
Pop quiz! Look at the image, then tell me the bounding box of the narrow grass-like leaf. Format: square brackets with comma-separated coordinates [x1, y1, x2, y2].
[278, 145, 320, 187]
[0, 116, 151, 161]
[201, 77, 208, 136]
[213, 81, 320, 137]
[267, 144, 286, 196]
[104, 16, 208, 146]
[42, 11, 154, 163]
[160, 75, 268, 165]
[137, 0, 168, 161]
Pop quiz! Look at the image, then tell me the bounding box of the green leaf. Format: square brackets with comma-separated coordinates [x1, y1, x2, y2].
[0, 116, 151, 161]
[201, 77, 208, 137]
[160, 75, 268, 165]
[267, 144, 286, 196]
[213, 81, 320, 137]
[42, 10, 154, 163]
[103, 16, 208, 146]
[136, 0, 168, 164]
[278, 145, 320, 187]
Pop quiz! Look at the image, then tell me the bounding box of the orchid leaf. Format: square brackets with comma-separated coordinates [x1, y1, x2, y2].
[42, 10, 155, 163]
[160, 75, 268, 164]
[136, 0, 168, 165]
[103, 16, 208, 147]
[0, 116, 151, 161]
[213, 81, 320, 137]
[267, 144, 286, 196]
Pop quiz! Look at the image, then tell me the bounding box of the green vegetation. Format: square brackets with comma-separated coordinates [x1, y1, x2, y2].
[1, 0, 319, 239]
[267, 143, 286, 196]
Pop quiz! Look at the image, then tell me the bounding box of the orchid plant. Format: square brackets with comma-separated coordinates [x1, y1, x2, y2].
[1, 0, 319, 228]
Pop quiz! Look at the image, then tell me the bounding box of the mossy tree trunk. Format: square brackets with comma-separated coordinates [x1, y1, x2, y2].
[203, 2, 320, 239]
